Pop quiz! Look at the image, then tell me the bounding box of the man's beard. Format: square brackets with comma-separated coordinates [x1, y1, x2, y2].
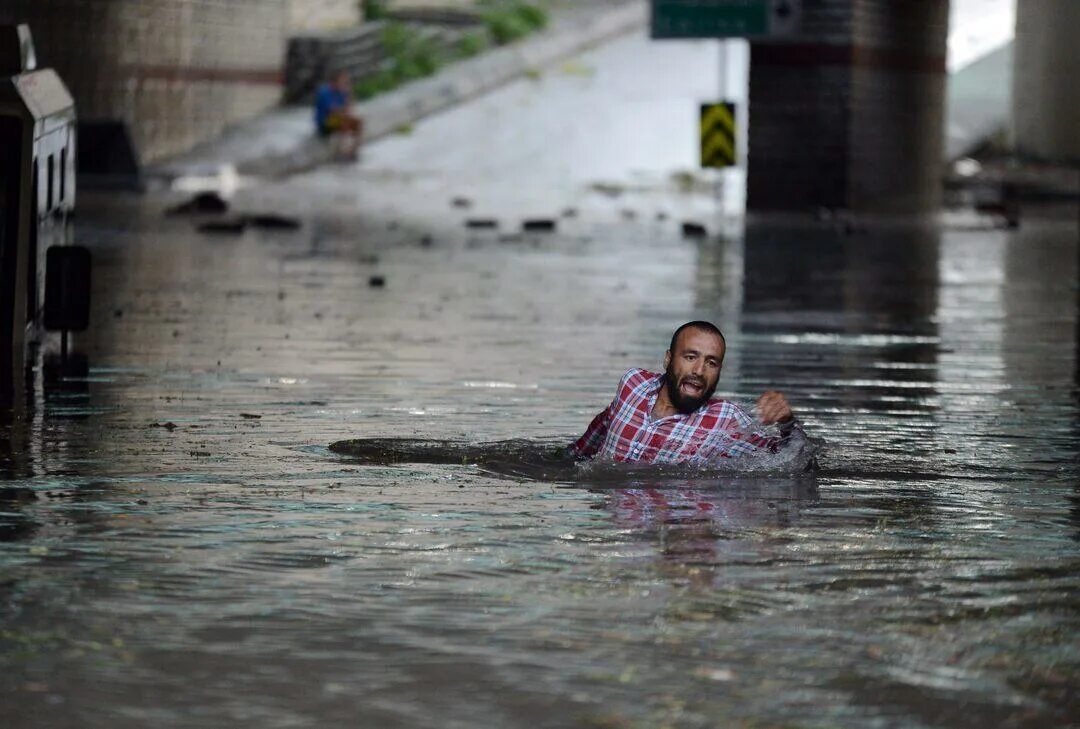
[664, 366, 717, 414]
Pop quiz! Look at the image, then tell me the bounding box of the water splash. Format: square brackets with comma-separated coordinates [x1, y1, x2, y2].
[328, 431, 822, 485]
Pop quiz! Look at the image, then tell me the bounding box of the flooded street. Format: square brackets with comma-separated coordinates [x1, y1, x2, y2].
[3, 34, 1079, 728]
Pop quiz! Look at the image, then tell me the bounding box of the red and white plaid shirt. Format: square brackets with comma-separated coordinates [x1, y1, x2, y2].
[570, 368, 786, 463]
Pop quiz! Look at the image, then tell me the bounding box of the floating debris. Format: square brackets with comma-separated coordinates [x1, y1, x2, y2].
[239, 413, 262, 419]
[197, 218, 247, 235]
[522, 219, 556, 233]
[591, 182, 624, 198]
[451, 196, 473, 209]
[248, 214, 301, 230]
[466, 219, 499, 229]
[166, 192, 228, 216]
[369, 275, 386, 288]
[681, 222, 707, 238]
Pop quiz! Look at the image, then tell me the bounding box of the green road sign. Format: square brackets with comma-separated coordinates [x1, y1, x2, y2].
[651, 0, 801, 39]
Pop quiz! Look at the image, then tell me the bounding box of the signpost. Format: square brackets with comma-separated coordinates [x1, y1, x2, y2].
[650, 2, 802, 173]
[651, 0, 801, 39]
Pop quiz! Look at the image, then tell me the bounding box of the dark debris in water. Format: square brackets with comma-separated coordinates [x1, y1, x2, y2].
[166, 192, 228, 216]
[681, 221, 707, 238]
[522, 219, 557, 233]
[196, 213, 302, 235]
[198, 218, 247, 235]
[247, 214, 301, 230]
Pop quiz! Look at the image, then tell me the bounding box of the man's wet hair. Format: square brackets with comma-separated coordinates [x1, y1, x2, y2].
[669, 320, 726, 354]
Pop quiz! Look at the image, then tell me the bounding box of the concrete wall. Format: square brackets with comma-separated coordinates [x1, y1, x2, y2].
[290, 0, 363, 32]
[2, 0, 291, 164]
[389, 0, 476, 8]
[1012, 0, 1080, 163]
[747, 0, 948, 214]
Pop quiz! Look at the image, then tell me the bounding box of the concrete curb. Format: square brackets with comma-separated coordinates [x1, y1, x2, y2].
[159, 2, 646, 180]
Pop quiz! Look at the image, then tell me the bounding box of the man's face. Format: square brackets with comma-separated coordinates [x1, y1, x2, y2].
[663, 327, 724, 413]
[334, 72, 350, 90]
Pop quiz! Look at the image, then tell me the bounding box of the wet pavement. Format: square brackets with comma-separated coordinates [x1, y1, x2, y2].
[3, 34, 1079, 729]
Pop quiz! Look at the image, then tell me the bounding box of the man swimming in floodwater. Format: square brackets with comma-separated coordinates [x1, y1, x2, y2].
[570, 321, 801, 463]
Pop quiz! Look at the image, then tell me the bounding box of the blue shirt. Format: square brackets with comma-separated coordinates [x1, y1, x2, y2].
[314, 84, 348, 130]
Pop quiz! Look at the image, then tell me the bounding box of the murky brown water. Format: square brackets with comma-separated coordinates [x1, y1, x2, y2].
[3, 35, 1080, 729]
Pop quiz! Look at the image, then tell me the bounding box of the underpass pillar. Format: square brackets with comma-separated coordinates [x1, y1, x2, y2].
[747, 0, 949, 215]
[1012, 0, 1080, 163]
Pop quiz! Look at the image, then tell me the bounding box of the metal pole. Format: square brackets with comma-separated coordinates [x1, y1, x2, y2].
[719, 38, 730, 101]
[717, 39, 730, 216]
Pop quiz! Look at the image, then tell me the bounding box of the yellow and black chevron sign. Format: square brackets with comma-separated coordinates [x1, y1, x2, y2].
[700, 102, 737, 168]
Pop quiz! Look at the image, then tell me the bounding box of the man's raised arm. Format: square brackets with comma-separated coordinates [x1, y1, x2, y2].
[735, 390, 802, 455]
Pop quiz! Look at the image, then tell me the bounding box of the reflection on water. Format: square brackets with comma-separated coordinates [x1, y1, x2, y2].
[0, 192, 1077, 728]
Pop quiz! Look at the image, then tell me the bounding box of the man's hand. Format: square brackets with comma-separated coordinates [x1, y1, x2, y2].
[756, 390, 793, 425]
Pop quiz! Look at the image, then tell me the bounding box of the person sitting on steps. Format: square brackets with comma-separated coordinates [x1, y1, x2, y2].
[315, 70, 364, 161]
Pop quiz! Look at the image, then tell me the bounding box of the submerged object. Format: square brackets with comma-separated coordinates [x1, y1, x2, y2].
[247, 213, 301, 230]
[167, 191, 229, 216]
[198, 217, 247, 234]
[681, 221, 708, 238]
[522, 219, 557, 233]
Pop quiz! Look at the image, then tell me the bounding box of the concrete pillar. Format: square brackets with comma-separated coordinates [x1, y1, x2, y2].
[1012, 0, 1080, 163]
[747, 0, 949, 215]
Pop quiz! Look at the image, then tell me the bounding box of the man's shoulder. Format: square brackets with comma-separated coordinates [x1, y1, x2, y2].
[607, 368, 660, 404]
[619, 368, 661, 389]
